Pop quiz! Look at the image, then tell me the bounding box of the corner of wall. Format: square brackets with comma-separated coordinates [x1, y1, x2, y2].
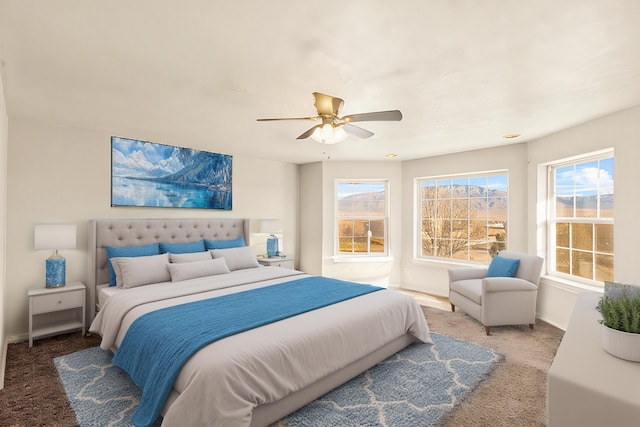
[0, 61, 8, 389]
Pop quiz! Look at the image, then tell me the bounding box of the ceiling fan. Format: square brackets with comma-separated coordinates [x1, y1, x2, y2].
[257, 92, 403, 144]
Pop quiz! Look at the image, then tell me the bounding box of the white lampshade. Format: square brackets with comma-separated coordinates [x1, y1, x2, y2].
[34, 224, 77, 250]
[259, 219, 282, 234]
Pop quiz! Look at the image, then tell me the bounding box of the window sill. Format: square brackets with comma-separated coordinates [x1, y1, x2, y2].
[332, 256, 394, 263]
[410, 257, 488, 269]
[539, 275, 604, 294]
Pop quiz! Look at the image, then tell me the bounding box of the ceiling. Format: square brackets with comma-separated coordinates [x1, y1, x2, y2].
[1, 1, 639, 165]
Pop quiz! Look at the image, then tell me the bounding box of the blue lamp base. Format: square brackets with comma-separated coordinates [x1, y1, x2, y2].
[266, 236, 279, 258]
[46, 253, 66, 288]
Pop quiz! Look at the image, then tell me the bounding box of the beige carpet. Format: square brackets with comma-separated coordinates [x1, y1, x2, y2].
[422, 305, 564, 427]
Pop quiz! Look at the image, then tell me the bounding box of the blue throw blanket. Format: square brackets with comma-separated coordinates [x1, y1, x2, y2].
[112, 276, 383, 427]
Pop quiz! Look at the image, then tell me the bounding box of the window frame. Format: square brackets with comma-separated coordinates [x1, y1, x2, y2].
[415, 170, 509, 264]
[334, 179, 389, 258]
[546, 150, 614, 286]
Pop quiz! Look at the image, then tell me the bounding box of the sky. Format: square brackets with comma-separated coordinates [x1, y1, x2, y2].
[337, 182, 386, 199]
[555, 157, 614, 196]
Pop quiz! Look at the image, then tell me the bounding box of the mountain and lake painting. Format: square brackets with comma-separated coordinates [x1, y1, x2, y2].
[111, 137, 232, 210]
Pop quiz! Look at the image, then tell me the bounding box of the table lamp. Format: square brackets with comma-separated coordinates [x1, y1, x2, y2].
[259, 219, 282, 258]
[34, 224, 77, 288]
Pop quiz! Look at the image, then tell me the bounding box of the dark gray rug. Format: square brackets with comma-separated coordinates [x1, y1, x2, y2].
[54, 333, 503, 426]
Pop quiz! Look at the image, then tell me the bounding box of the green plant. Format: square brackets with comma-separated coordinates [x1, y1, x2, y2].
[597, 290, 640, 334]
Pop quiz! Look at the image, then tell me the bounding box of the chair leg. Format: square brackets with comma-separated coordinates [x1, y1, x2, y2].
[450, 303, 455, 312]
[529, 323, 535, 330]
[485, 326, 491, 335]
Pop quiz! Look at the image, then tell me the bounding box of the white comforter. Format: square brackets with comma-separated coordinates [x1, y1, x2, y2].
[90, 267, 432, 427]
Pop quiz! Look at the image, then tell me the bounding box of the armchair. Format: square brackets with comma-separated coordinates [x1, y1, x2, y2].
[448, 250, 544, 335]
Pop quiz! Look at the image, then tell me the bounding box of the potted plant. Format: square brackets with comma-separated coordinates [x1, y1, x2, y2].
[597, 284, 640, 362]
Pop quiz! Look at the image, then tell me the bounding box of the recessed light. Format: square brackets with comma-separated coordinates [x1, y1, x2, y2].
[503, 133, 521, 139]
[385, 153, 398, 158]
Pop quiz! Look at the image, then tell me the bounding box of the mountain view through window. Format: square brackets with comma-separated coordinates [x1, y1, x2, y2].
[552, 156, 614, 282]
[418, 173, 508, 263]
[336, 181, 387, 255]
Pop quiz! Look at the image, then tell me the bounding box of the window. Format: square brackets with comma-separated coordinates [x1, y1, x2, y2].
[549, 153, 614, 282]
[336, 180, 388, 256]
[417, 171, 508, 263]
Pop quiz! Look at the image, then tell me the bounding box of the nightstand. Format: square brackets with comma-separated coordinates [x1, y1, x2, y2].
[28, 282, 86, 347]
[258, 256, 294, 269]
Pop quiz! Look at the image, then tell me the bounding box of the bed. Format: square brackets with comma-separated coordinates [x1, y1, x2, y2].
[87, 218, 432, 427]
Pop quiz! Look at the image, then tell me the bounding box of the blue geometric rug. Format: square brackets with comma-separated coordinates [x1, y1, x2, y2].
[54, 333, 502, 427]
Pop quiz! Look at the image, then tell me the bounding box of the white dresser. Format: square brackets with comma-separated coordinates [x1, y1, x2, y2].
[548, 292, 640, 426]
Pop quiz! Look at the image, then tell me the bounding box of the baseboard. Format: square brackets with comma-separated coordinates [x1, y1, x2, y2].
[395, 285, 448, 298]
[536, 313, 567, 331]
[0, 337, 7, 390]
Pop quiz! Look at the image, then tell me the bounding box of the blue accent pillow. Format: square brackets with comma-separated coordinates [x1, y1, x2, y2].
[105, 243, 161, 286]
[159, 240, 206, 254]
[486, 256, 520, 278]
[204, 237, 246, 250]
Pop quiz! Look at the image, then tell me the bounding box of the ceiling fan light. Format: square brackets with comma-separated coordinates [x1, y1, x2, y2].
[321, 123, 335, 140]
[311, 127, 323, 141]
[333, 125, 346, 139]
[310, 124, 348, 144]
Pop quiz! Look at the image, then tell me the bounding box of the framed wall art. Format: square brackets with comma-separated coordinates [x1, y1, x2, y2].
[111, 136, 232, 210]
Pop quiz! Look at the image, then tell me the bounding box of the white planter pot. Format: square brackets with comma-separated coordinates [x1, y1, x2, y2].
[601, 324, 640, 362]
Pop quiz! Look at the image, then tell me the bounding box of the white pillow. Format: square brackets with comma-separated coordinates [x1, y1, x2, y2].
[209, 246, 260, 271]
[112, 253, 170, 289]
[168, 258, 231, 282]
[169, 251, 212, 263]
[111, 256, 125, 288]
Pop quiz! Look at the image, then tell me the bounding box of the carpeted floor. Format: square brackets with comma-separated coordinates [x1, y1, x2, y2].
[0, 302, 564, 427]
[422, 306, 564, 426]
[1, 332, 101, 426]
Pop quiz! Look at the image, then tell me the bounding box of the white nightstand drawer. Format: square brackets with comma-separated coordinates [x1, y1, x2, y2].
[268, 260, 293, 269]
[258, 258, 294, 269]
[31, 290, 84, 314]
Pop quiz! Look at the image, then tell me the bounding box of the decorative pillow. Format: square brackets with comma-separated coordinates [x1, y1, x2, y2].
[209, 246, 260, 271]
[204, 237, 246, 250]
[169, 251, 212, 263]
[486, 255, 520, 278]
[159, 240, 206, 254]
[105, 243, 161, 286]
[168, 258, 231, 282]
[110, 257, 126, 288]
[111, 253, 170, 289]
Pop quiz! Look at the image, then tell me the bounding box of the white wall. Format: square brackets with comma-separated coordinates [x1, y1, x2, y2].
[6, 106, 640, 339]
[5, 119, 299, 340]
[299, 161, 403, 287]
[0, 67, 8, 388]
[397, 107, 640, 329]
[400, 143, 529, 296]
[299, 162, 323, 275]
[321, 161, 403, 286]
[396, 106, 640, 330]
[528, 105, 640, 328]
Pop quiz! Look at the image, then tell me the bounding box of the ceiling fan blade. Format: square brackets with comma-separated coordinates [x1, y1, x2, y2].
[296, 125, 321, 140]
[343, 124, 374, 139]
[257, 116, 317, 121]
[313, 92, 344, 116]
[341, 110, 403, 123]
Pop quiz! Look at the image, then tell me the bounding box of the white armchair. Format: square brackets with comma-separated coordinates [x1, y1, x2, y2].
[448, 250, 544, 335]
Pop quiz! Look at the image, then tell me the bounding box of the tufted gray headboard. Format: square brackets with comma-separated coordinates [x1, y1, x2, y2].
[86, 218, 250, 325]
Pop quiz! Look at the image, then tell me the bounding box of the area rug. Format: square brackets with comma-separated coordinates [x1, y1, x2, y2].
[54, 333, 503, 427]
